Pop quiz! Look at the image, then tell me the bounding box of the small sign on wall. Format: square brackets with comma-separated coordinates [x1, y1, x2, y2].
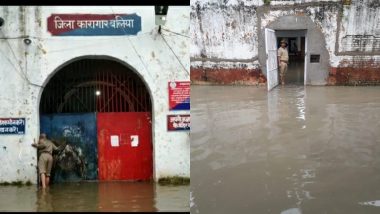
[310, 55, 320, 63]
[0, 118, 25, 135]
[168, 81, 190, 111]
[110, 135, 119, 147]
[131, 135, 139, 147]
[167, 114, 190, 131]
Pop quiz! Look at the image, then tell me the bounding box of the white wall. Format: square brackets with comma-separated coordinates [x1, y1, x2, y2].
[0, 6, 190, 183]
[191, 0, 380, 71]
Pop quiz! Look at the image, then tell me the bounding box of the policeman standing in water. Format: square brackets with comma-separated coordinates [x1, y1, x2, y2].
[278, 39, 289, 85]
[32, 133, 62, 188]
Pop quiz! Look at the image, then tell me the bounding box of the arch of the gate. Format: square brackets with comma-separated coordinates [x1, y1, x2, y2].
[37, 55, 155, 182]
[39, 55, 154, 102]
[258, 15, 331, 85]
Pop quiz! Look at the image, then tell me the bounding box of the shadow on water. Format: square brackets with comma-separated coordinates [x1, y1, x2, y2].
[0, 181, 189, 212]
[191, 85, 380, 214]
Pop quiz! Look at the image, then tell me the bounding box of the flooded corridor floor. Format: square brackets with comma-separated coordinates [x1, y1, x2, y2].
[0, 181, 189, 212]
[191, 85, 380, 214]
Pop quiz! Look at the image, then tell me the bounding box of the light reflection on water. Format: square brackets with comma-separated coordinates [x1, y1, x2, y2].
[0, 181, 189, 212]
[191, 85, 380, 214]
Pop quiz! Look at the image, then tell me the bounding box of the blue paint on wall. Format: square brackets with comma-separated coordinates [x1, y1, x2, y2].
[171, 97, 190, 111]
[40, 113, 98, 182]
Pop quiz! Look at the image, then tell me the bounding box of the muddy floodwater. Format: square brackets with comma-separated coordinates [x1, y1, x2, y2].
[191, 85, 380, 214]
[0, 181, 189, 212]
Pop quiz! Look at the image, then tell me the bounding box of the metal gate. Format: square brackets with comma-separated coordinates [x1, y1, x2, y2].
[40, 59, 151, 114]
[40, 59, 152, 182]
[40, 113, 98, 182]
[265, 28, 279, 91]
[97, 112, 152, 181]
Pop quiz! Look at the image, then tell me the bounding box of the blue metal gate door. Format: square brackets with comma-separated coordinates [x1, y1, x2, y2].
[40, 113, 98, 182]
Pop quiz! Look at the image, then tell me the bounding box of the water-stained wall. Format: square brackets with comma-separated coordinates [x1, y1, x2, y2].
[0, 6, 190, 183]
[191, 0, 380, 85]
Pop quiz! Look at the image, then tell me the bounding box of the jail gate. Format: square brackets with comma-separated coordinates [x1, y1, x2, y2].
[40, 58, 153, 182]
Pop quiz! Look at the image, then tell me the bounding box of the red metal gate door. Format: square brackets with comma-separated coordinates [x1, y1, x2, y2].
[97, 112, 152, 181]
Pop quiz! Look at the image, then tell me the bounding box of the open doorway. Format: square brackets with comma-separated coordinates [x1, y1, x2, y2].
[276, 30, 306, 85]
[261, 15, 331, 89]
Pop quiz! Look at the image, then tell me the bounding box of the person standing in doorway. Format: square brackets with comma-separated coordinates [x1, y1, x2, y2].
[32, 133, 62, 188]
[278, 39, 289, 85]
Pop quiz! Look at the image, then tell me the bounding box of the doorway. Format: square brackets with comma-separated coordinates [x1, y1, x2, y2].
[260, 15, 331, 90]
[276, 30, 307, 85]
[39, 58, 153, 182]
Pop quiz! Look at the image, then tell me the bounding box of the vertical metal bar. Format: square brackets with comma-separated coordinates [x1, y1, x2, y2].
[101, 70, 104, 112]
[107, 69, 110, 112]
[84, 60, 86, 112]
[98, 71, 105, 112]
[104, 70, 107, 112]
[94, 69, 97, 112]
[99, 69, 101, 112]
[133, 78, 137, 112]
[50, 84, 53, 113]
[119, 73, 122, 112]
[127, 76, 131, 111]
[137, 79, 140, 112]
[112, 69, 115, 112]
[93, 64, 95, 112]
[140, 84, 143, 111]
[116, 73, 119, 112]
[76, 62, 79, 113]
[145, 89, 148, 112]
[112, 68, 116, 112]
[81, 60, 84, 112]
[59, 76, 61, 113]
[99, 70, 101, 112]
[84, 60, 88, 112]
[130, 77, 133, 112]
[53, 79, 56, 113]
[110, 70, 113, 112]
[85, 67, 88, 113]
[105, 69, 108, 112]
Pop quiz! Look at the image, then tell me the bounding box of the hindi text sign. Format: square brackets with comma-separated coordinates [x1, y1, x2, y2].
[168, 81, 190, 111]
[0, 118, 25, 135]
[167, 114, 190, 131]
[47, 14, 141, 36]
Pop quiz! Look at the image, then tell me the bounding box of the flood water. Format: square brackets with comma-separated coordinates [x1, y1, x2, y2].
[0, 181, 189, 212]
[191, 85, 380, 214]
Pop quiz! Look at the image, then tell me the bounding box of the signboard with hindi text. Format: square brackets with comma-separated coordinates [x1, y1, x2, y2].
[0, 118, 25, 135]
[167, 114, 190, 131]
[47, 14, 141, 36]
[168, 81, 190, 111]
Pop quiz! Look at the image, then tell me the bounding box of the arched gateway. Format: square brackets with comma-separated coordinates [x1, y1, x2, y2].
[39, 57, 153, 182]
[260, 15, 331, 90]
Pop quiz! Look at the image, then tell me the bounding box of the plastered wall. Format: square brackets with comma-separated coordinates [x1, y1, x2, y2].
[0, 6, 190, 183]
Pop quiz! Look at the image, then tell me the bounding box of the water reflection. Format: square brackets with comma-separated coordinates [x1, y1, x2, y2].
[191, 85, 380, 214]
[0, 181, 189, 212]
[98, 182, 156, 212]
[0, 186, 37, 211]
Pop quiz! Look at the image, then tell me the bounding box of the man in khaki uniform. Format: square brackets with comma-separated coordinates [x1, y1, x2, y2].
[278, 39, 289, 85]
[32, 133, 61, 188]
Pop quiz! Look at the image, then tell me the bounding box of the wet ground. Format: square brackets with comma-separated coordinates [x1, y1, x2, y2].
[191, 85, 380, 214]
[286, 60, 304, 84]
[0, 181, 189, 212]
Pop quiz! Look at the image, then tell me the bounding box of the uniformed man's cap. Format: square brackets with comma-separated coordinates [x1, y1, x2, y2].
[280, 39, 287, 44]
